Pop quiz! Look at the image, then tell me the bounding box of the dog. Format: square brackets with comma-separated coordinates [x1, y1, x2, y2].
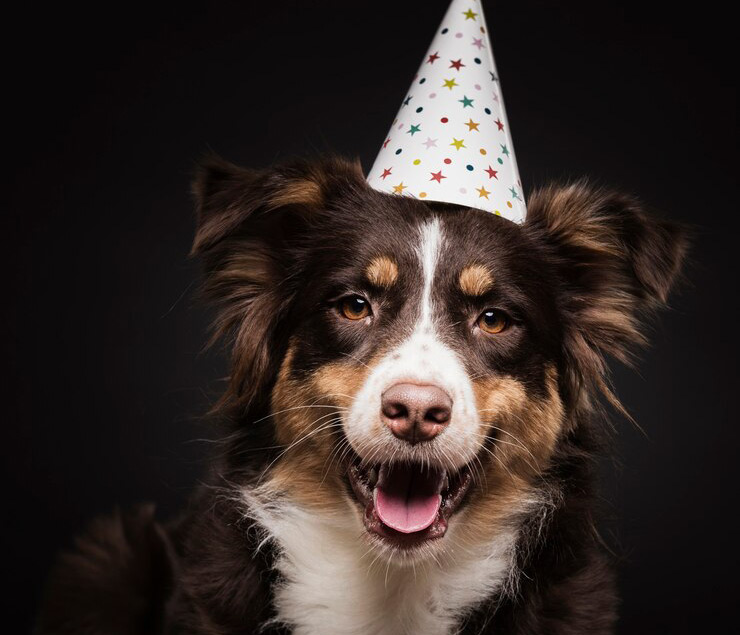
[36, 155, 688, 634]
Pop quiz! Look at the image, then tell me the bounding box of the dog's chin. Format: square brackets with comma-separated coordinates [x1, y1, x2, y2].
[345, 449, 473, 556]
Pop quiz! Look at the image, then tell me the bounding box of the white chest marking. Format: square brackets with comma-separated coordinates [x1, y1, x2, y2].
[243, 493, 518, 635]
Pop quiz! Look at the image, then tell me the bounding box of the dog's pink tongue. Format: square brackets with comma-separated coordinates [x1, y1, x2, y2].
[375, 464, 443, 534]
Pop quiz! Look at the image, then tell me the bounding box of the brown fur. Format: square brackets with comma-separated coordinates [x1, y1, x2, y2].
[36, 505, 174, 635]
[190, 155, 367, 411]
[462, 368, 565, 548]
[264, 345, 371, 511]
[526, 181, 689, 416]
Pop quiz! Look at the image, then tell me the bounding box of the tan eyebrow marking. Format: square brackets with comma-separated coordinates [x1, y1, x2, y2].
[365, 256, 399, 288]
[459, 264, 494, 296]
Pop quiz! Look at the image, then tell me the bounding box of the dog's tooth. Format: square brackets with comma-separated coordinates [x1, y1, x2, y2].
[368, 467, 378, 488]
[442, 472, 450, 492]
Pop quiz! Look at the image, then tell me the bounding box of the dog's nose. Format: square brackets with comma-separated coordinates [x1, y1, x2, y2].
[381, 383, 452, 444]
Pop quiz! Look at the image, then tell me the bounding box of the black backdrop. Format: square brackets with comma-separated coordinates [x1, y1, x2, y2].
[6, 1, 737, 632]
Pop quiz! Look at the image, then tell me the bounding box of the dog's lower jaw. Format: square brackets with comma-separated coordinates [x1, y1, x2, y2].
[240, 483, 521, 635]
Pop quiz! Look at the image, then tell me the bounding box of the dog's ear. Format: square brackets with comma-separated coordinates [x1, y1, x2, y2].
[191, 155, 365, 411]
[525, 181, 689, 410]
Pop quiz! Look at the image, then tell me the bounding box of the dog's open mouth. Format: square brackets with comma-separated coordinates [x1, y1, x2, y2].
[347, 456, 472, 547]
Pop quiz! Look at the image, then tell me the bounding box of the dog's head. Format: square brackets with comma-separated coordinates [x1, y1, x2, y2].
[192, 156, 687, 562]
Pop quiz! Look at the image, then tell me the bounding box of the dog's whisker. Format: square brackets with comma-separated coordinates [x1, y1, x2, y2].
[256, 414, 346, 483]
[320, 436, 353, 486]
[478, 437, 543, 476]
[339, 352, 372, 370]
[472, 453, 489, 492]
[476, 421, 541, 468]
[249, 403, 348, 427]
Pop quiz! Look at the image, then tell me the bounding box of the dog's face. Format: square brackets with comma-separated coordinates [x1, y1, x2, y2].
[193, 156, 686, 562]
[271, 201, 565, 557]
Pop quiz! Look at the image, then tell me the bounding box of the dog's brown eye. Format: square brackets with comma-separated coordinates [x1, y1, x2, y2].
[477, 309, 509, 334]
[339, 295, 371, 321]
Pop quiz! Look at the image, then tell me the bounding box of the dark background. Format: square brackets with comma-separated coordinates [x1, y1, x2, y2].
[6, 0, 737, 632]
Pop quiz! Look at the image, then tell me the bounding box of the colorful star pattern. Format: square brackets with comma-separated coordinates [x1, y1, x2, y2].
[366, 0, 526, 223]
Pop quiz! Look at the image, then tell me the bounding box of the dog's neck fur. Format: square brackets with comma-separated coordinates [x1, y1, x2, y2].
[243, 488, 521, 635]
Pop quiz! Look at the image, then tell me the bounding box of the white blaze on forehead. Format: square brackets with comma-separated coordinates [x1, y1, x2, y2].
[344, 215, 483, 471]
[417, 217, 443, 331]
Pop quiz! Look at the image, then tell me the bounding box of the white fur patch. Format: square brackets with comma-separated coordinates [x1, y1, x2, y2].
[418, 217, 441, 330]
[242, 487, 519, 635]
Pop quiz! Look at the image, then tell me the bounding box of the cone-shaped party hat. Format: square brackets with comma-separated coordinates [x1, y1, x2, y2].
[367, 0, 525, 223]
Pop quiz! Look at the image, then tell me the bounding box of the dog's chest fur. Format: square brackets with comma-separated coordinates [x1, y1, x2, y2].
[246, 492, 518, 635]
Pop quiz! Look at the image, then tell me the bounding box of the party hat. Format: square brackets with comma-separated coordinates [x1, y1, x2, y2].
[367, 0, 526, 223]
